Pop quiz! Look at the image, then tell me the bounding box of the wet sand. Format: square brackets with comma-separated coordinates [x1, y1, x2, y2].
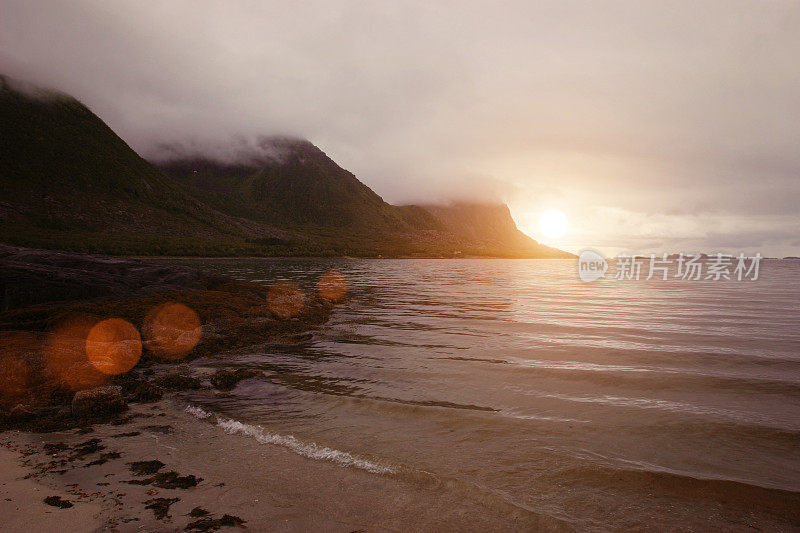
[0, 445, 103, 531]
[1, 399, 571, 532]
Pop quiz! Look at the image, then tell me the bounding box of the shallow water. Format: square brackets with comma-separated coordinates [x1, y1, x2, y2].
[165, 258, 800, 530]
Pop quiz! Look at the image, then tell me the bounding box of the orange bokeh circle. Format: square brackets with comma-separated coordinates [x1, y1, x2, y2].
[317, 270, 348, 302]
[268, 281, 305, 319]
[44, 316, 109, 391]
[142, 302, 202, 361]
[85, 318, 142, 375]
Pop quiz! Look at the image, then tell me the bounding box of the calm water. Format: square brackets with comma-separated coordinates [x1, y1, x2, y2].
[166, 258, 800, 531]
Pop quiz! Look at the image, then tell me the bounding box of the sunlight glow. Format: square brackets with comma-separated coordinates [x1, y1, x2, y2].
[539, 209, 568, 239]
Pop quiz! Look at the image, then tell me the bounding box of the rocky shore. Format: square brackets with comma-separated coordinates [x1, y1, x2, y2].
[0, 246, 341, 530]
[0, 245, 333, 432]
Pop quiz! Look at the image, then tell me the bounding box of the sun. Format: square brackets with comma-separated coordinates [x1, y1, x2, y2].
[539, 209, 568, 239]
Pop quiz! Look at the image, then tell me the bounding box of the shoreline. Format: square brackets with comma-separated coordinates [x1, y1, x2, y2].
[1, 398, 571, 532]
[0, 245, 571, 531]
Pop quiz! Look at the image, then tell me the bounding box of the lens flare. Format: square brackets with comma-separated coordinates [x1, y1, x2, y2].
[317, 271, 348, 302]
[143, 302, 202, 361]
[44, 316, 108, 391]
[85, 318, 142, 375]
[0, 332, 36, 408]
[267, 280, 305, 319]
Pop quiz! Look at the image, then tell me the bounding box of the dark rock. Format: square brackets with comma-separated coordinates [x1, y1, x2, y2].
[155, 373, 201, 391]
[71, 385, 127, 419]
[209, 369, 261, 391]
[144, 497, 180, 520]
[43, 495, 73, 508]
[188, 507, 210, 517]
[131, 382, 163, 403]
[0, 245, 201, 311]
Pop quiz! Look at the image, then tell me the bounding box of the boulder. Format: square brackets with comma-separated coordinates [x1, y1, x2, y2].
[132, 382, 164, 403]
[71, 385, 127, 418]
[210, 369, 261, 391]
[154, 373, 201, 391]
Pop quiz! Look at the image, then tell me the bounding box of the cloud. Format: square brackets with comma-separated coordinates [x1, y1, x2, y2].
[1, 0, 798, 255]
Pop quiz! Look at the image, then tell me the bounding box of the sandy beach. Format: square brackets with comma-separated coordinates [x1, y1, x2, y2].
[1, 398, 571, 532]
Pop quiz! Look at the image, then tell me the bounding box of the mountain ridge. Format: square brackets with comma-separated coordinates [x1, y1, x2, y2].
[0, 75, 574, 258]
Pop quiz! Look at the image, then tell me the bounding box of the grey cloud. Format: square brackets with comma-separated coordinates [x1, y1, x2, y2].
[1, 0, 798, 255]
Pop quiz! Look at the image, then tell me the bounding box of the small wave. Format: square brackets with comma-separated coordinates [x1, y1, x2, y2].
[366, 395, 497, 412]
[436, 356, 510, 364]
[185, 404, 394, 475]
[506, 387, 789, 427]
[500, 410, 590, 424]
[185, 405, 212, 419]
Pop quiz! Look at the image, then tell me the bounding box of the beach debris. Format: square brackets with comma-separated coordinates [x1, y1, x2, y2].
[141, 424, 173, 434]
[112, 430, 140, 437]
[43, 495, 73, 508]
[125, 470, 202, 489]
[85, 451, 121, 467]
[151, 471, 203, 489]
[43, 442, 69, 455]
[144, 497, 180, 520]
[71, 385, 127, 419]
[128, 460, 165, 476]
[185, 513, 247, 531]
[72, 438, 105, 458]
[209, 369, 261, 391]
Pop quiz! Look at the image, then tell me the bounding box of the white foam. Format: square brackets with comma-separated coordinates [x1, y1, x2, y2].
[185, 404, 212, 419]
[185, 404, 394, 475]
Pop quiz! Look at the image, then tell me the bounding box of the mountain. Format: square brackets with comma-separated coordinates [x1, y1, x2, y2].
[0, 75, 290, 255]
[412, 203, 573, 258]
[154, 138, 441, 233]
[0, 75, 572, 258]
[155, 145, 571, 257]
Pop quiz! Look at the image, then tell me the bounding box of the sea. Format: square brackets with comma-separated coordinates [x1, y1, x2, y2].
[161, 257, 800, 531]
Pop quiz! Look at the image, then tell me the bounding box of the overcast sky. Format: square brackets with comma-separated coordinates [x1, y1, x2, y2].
[2, 0, 798, 256]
